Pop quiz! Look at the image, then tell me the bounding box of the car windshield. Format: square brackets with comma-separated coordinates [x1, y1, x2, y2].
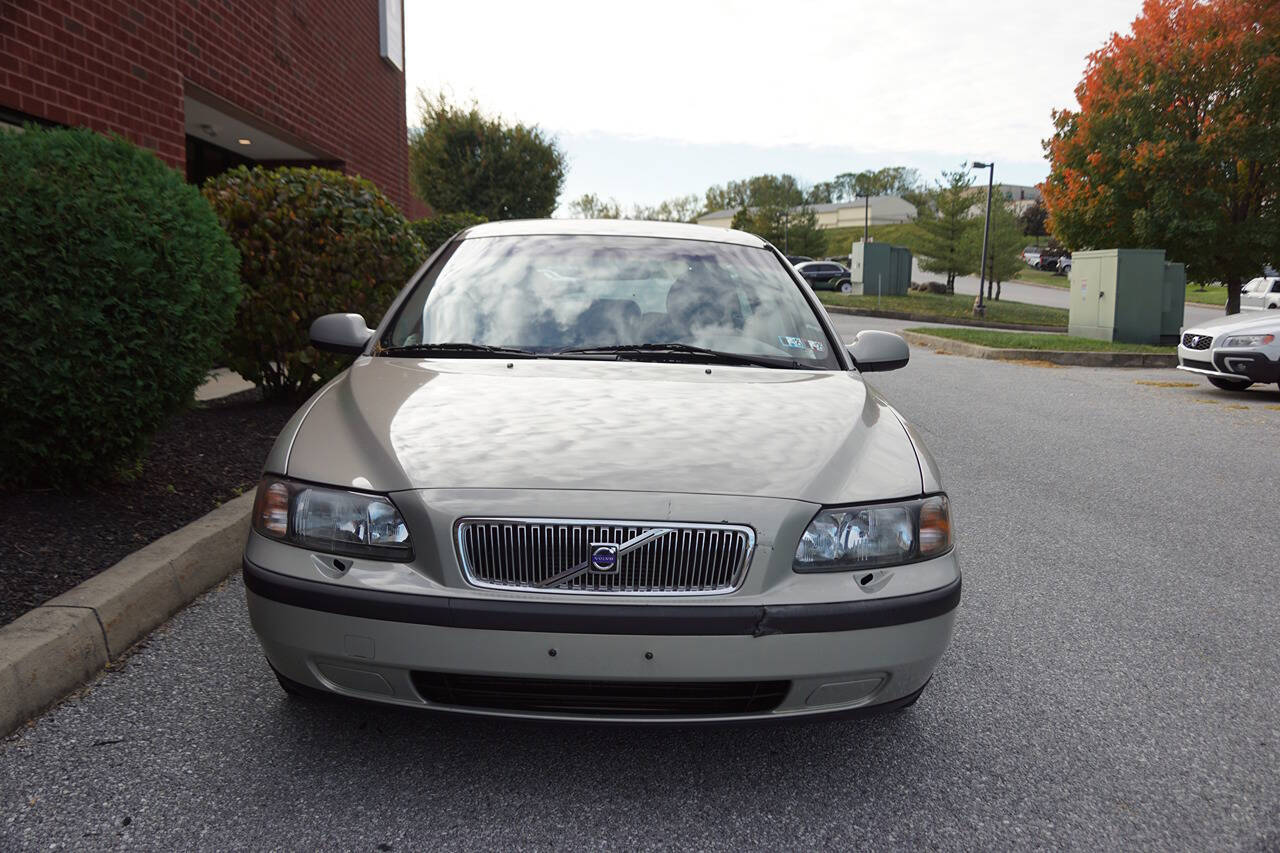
[383, 235, 841, 369]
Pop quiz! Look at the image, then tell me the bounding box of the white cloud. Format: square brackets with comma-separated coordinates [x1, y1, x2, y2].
[404, 0, 1143, 204]
[406, 0, 1139, 160]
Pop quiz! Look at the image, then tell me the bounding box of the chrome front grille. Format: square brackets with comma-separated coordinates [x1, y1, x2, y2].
[1182, 332, 1212, 350]
[456, 518, 755, 595]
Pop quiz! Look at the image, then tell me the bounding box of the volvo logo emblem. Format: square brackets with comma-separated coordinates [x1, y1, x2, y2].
[589, 543, 619, 572]
[536, 528, 676, 588]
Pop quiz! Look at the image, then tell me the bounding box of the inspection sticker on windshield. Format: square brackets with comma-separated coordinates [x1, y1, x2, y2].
[807, 340, 826, 353]
[779, 336, 809, 350]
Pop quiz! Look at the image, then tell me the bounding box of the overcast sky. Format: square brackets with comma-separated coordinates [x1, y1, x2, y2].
[404, 0, 1144, 210]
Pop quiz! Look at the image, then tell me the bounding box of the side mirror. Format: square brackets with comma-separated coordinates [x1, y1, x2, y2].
[310, 313, 374, 355]
[848, 330, 909, 372]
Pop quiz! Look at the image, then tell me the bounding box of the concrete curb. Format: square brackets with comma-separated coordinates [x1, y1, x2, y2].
[823, 304, 1066, 333]
[1010, 276, 1070, 292]
[902, 331, 1179, 368]
[0, 492, 255, 737]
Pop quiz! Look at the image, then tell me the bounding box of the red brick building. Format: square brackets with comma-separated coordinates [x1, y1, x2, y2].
[0, 0, 424, 215]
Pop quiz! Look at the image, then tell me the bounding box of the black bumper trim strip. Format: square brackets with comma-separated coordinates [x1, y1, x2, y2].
[1212, 351, 1280, 383]
[242, 559, 960, 636]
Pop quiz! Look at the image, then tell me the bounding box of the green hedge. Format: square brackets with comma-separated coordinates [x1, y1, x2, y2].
[0, 127, 242, 487]
[204, 167, 425, 399]
[410, 211, 487, 255]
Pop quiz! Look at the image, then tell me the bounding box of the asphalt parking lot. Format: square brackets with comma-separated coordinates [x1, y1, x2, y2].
[3, 315, 1278, 851]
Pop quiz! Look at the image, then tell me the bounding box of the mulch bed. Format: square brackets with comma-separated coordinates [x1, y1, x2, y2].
[0, 390, 296, 628]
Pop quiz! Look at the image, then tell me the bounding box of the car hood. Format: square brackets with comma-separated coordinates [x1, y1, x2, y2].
[1185, 311, 1280, 335]
[283, 357, 924, 504]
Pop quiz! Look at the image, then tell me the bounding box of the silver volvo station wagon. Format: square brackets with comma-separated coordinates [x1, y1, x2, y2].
[243, 219, 959, 722]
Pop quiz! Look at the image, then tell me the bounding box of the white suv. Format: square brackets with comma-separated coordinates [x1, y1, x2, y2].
[1177, 311, 1280, 391]
[1240, 276, 1280, 311]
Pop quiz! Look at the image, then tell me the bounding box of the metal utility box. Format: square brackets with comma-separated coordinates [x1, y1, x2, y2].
[890, 246, 913, 293]
[1068, 249, 1184, 345]
[850, 241, 910, 296]
[1161, 262, 1186, 341]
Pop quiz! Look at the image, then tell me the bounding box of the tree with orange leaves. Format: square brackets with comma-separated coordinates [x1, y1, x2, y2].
[1043, 0, 1279, 315]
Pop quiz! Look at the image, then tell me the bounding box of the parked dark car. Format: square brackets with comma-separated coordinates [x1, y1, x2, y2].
[794, 261, 854, 294]
[785, 255, 814, 266]
[1036, 249, 1068, 272]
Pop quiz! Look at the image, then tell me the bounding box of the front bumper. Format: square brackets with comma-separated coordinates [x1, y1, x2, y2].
[244, 559, 959, 722]
[1177, 347, 1280, 384]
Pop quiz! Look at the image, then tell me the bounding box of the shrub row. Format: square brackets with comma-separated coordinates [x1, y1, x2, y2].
[203, 166, 424, 400]
[410, 211, 487, 255]
[0, 127, 241, 487]
[4, 126, 482, 489]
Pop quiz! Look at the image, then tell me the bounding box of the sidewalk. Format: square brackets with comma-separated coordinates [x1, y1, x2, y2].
[195, 367, 255, 401]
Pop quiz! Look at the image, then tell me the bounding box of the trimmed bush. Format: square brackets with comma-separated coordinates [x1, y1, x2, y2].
[203, 166, 425, 400]
[410, 211, 487, 255]
[0, 127, 242, 488]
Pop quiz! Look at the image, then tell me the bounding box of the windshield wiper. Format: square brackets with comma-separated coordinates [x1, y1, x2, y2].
[554, 343, 805, 369]
[377, 342, 538, 358]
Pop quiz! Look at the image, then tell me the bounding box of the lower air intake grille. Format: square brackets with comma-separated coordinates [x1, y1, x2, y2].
[1181, 358, 1213, 371]
[412, 672, 790, 716]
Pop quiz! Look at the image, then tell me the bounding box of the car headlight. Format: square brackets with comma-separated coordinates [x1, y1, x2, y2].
[251, 477, 412, 561]
[793, 494, 952, 572]
[1221, 333, 1275, 347]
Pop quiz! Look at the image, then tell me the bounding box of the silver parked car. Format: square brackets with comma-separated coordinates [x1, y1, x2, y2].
[244, 220, 959, 722]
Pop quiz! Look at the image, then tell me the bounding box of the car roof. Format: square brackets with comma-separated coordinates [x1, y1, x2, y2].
[458, 218, 769, 248]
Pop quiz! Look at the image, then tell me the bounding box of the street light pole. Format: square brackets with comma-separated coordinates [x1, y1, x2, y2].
[972, 161, 994, 317]
[854, 193, 869, 243]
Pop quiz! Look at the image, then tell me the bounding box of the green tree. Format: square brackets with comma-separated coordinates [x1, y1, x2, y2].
[805, 181, 838, 204]
[632, 193, 702, 222]
[968, 201, 1027, 301]
[568, 193, 622, 219]
[1043, 0, 1280, 314]
[704, 174, 805, 212]
[905, 168, 978, 292]
[409, 92, 567, 220]
[1019, 200, 1049, 237]
[831, 167, 921, 201]
[732, 203, 826, 257]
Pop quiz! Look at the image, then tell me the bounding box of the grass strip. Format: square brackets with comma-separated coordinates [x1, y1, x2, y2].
[819, 290, 1067, 327]
[904, 326, 1174, 354]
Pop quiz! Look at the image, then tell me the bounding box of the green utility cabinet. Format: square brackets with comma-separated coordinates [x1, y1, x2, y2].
[850, 241, 911, 295]
[891, 246, 913, 293]
[1160, 261, 1187, 341]
[1068, 249, 1185, 345]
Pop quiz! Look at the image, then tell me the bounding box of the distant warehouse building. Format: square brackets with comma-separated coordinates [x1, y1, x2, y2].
[0, 0, 422, 214]
[697, 196, 917, 230]
[973, 184, 1043, 217]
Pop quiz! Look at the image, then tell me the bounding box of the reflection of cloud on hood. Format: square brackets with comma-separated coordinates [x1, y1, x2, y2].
[368, 360, 920, 502]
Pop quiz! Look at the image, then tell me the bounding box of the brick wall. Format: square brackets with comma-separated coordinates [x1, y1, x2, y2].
[0, 0, 421, 215]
